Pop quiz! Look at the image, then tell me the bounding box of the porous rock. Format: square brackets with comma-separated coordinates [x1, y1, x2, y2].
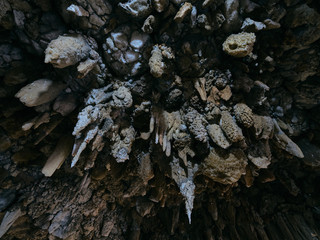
[45, 34, 92, 68]
[222, 32, 256, 57]
[233, 103, 254, 128]
[149, 44, 174, 78]
[111, 127, 136, 162]
[220, 111, 244, 142]
[111, 86, 133, 108]
[142, 15, 156, 33]
[200, 148, 247, 184]
[207, 124, 231, 149]
[185, 108, 208, 143]
[253, 115, 274, 139]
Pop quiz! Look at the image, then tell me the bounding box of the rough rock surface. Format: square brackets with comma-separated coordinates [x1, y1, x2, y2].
[44, 35, 93, 68]
[222, 32, 256, 57]
[103, 25, 151, 77]
[149, 44, 174, 78]
[207, 124, 231, 149]
[220, 111, 244, 142]
[15, 79, 66, 107]
[1, 0, 320, 239]
[234, 103, 254, 128]
[200, 148, 247, 184]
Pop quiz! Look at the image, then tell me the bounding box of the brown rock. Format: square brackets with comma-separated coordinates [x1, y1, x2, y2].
[42, 136, 73, 177]
[219, 85, 232, 101]
[222, 32, 256, 57]
[233, 103, 253, 128]
[44, 34, 92, 68]
[200, 148, 247, 184]
[207, 86, 220, 104]
[220, 111, 244, 142]
[15, 79, 66, 107]
[174, 2, 192, 23]
[206, 124, 231, 149]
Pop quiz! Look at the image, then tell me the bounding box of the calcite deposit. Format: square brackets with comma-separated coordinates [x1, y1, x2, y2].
[1, 0, 320, 239]
[15, 79, 66, 107]
[200, 148, 247, 184]
[170, 158, 198, 224]
[42, 136, 74, 177]
[149, 44, 175, 78]
[111, 126, 136, 163]
[119, 0, 152, 18]
[103, 25, 151, 77]
[174, 2, 193, 23]
[71, 85, 133, 166]
[233, 103, 254, 128]
[45, 35, 93, 68]
[220, 111, 244, 142]
[207, 124, 231, 149]
[222, 32, 256, 57]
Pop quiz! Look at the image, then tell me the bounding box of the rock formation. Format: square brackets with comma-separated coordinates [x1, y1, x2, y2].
[0, 0, 320, 239]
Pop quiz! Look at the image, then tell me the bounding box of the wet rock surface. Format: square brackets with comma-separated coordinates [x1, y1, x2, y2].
[0, 0, 320, 239]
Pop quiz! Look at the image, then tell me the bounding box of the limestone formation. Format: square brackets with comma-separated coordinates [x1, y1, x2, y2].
[253, 115, 274, 139]
[119, 0, 152, 18]
[42, 136, 73, 177]
[241, 18, 266, 32]
[194, 78, 207, 101]
[15, 79, 66, 107]
[200, 148, 248, 184]
[247, 141, 271, 169]
[273, 119, 304, 158]
[152, 0, 168, 12]
[174, 2, 193, 23]
[149, 44, 174, 78]
[1, 1, 320, 239]
[111, 127, 136, 163]
[45, 35, 92, 68]
[233, 103, 254, 128]
[171, 157, 198, 223]
[0, 207, 22, 238]
[220, 111, 244, 142]
[222, 0, 241, 32]
[103, 25, 151, 77]
[207, 124, 231, 149]
[222, 32, 256, 57]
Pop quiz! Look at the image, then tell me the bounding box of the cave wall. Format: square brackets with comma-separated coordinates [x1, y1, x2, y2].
[0, 0, 320, 239]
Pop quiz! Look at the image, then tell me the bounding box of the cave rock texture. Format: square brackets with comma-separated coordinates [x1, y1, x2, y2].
[0, 0, 320, 239]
